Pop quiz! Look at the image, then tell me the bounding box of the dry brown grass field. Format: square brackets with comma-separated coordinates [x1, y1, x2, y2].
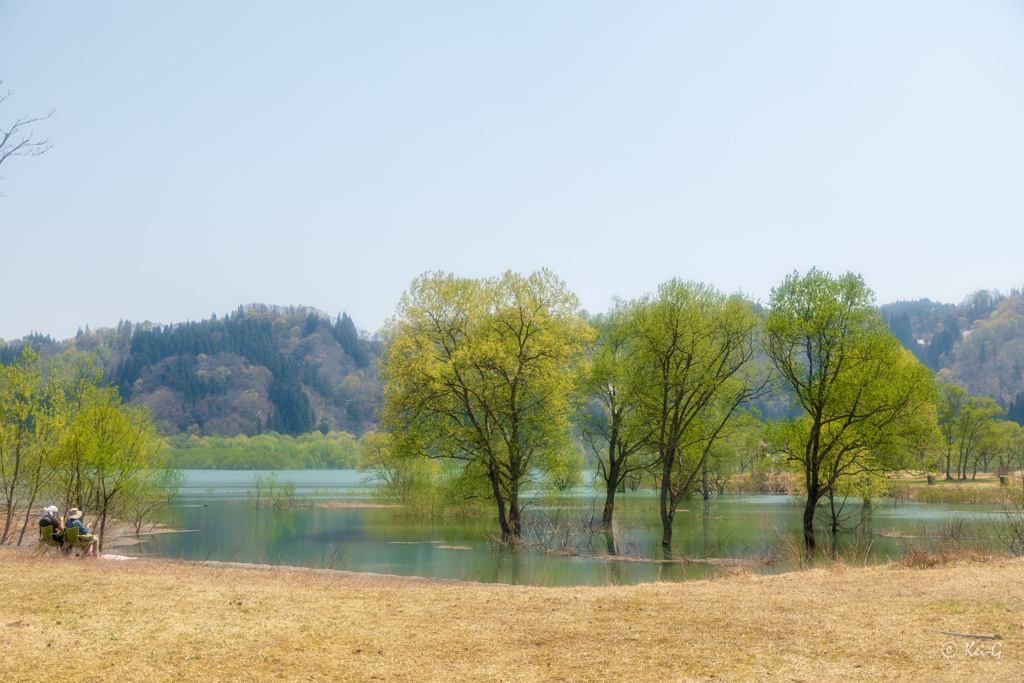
[2, 548, 1023, 682]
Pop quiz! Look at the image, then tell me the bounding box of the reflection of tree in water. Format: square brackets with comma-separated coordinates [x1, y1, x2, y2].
[252, 508, 298, 550]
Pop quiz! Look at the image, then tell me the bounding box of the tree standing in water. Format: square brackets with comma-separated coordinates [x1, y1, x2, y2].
[764, 269, 937, 549]
[625, 281, 767, 549]
[578, 305, 654, 531]
[379, 270, 592, 543]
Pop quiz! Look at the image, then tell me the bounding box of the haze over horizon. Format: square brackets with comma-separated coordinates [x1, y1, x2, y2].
[2, 2, 1023, 342]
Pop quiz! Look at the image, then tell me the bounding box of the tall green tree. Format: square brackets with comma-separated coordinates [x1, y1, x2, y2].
[764, 269, 937, 549]
[58, 384, 162, 549]
[952, 396, 1002, 480]
[578, 307, 655, 529]
[730, 408, 766, 474]
[625, 281, 767, 548]
[1000, 420, 1024, 477]
[379, 270, 592, 542]
[1, 348, 167, 548]
[0, 348, 66, 544]
[937, 383, 968, 480]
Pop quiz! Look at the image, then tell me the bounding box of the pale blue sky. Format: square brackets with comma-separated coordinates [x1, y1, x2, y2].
[2, 2, 1023, 340]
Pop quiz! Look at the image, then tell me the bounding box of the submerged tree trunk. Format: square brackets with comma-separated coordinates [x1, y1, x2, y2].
[803, 487, 819, 550]
[508, 487, 521, 540]
[660, 457, 674, 547]
[701, 501, 711, 556]
[603, 530, 617, 556]
[488, 460, 513, 542]
[829, 492, 838, 534]
[602, 483, 617, 530]
[602, 448, 620, 529]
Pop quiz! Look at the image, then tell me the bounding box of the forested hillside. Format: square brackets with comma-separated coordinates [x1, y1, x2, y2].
[881, 289, 1024, 423]
[936, 294, 1024, 422]
[0, 305, 382, 437]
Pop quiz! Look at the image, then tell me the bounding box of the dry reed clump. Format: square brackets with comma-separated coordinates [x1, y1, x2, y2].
[3, 548, 1024, 682]
[898, 543, 993, 568]
[897, 513, 995, 568]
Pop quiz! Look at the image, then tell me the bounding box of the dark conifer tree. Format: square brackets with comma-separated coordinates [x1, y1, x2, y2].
[1008, 392, 1024, 426]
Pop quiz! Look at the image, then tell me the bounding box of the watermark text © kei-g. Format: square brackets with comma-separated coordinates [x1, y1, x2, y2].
[941, 641, 1002, 659]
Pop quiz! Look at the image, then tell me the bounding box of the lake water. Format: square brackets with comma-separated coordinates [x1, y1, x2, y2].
[133, 470, 1005, 586]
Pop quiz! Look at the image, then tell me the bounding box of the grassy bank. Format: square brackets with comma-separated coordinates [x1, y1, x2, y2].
[1, 550, 1022, 681]
[726, 470, 1023, 505]
[887, 473, 1018, 506]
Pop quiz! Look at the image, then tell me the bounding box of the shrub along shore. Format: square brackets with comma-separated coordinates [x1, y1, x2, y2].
[1, 548, 1022, 681]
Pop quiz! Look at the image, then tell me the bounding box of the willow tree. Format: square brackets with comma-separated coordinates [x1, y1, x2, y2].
[626, 281, 768, 548]
[1000, 420, 1024, 476]
[57, 384, 162, 549]
[0, 347, 66, 544]
[764, 269, 937, 549]
[379, 270, 592, 542]
[952, 396, 1002, 480]
[1, 348, 165, 548]
[937, 383, 967, 480]
[578, 306, 656, 530]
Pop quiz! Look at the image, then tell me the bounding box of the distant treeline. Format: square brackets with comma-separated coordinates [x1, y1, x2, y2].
[3, 288, 1022, 443]
[0, 333, 56, 365]
[162, 430, 370, 470]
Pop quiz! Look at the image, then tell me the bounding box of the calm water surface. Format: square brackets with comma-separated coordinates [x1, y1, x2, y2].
[135, 470, 1003, 586]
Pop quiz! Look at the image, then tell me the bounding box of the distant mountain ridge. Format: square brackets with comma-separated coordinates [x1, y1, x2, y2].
[3, 287, 1023, 435]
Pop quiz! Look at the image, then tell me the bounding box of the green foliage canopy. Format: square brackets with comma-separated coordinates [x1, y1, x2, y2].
[624, 280, 767, 547]
[764, 269, 938, 548]
[162, 430, 363, 470]
[379, 270, 593, 541]
[577, 306, 657, 529]
[0, 347, 169, 549]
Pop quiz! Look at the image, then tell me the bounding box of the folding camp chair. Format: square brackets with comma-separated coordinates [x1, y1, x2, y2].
[38, 525, 65, 554]
[63, 526, 98, 556]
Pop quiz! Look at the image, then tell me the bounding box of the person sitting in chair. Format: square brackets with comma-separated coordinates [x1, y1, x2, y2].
[65, 508, 99, 558]
[40, 505, 63, 531]
[39, 505, 65, 543]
